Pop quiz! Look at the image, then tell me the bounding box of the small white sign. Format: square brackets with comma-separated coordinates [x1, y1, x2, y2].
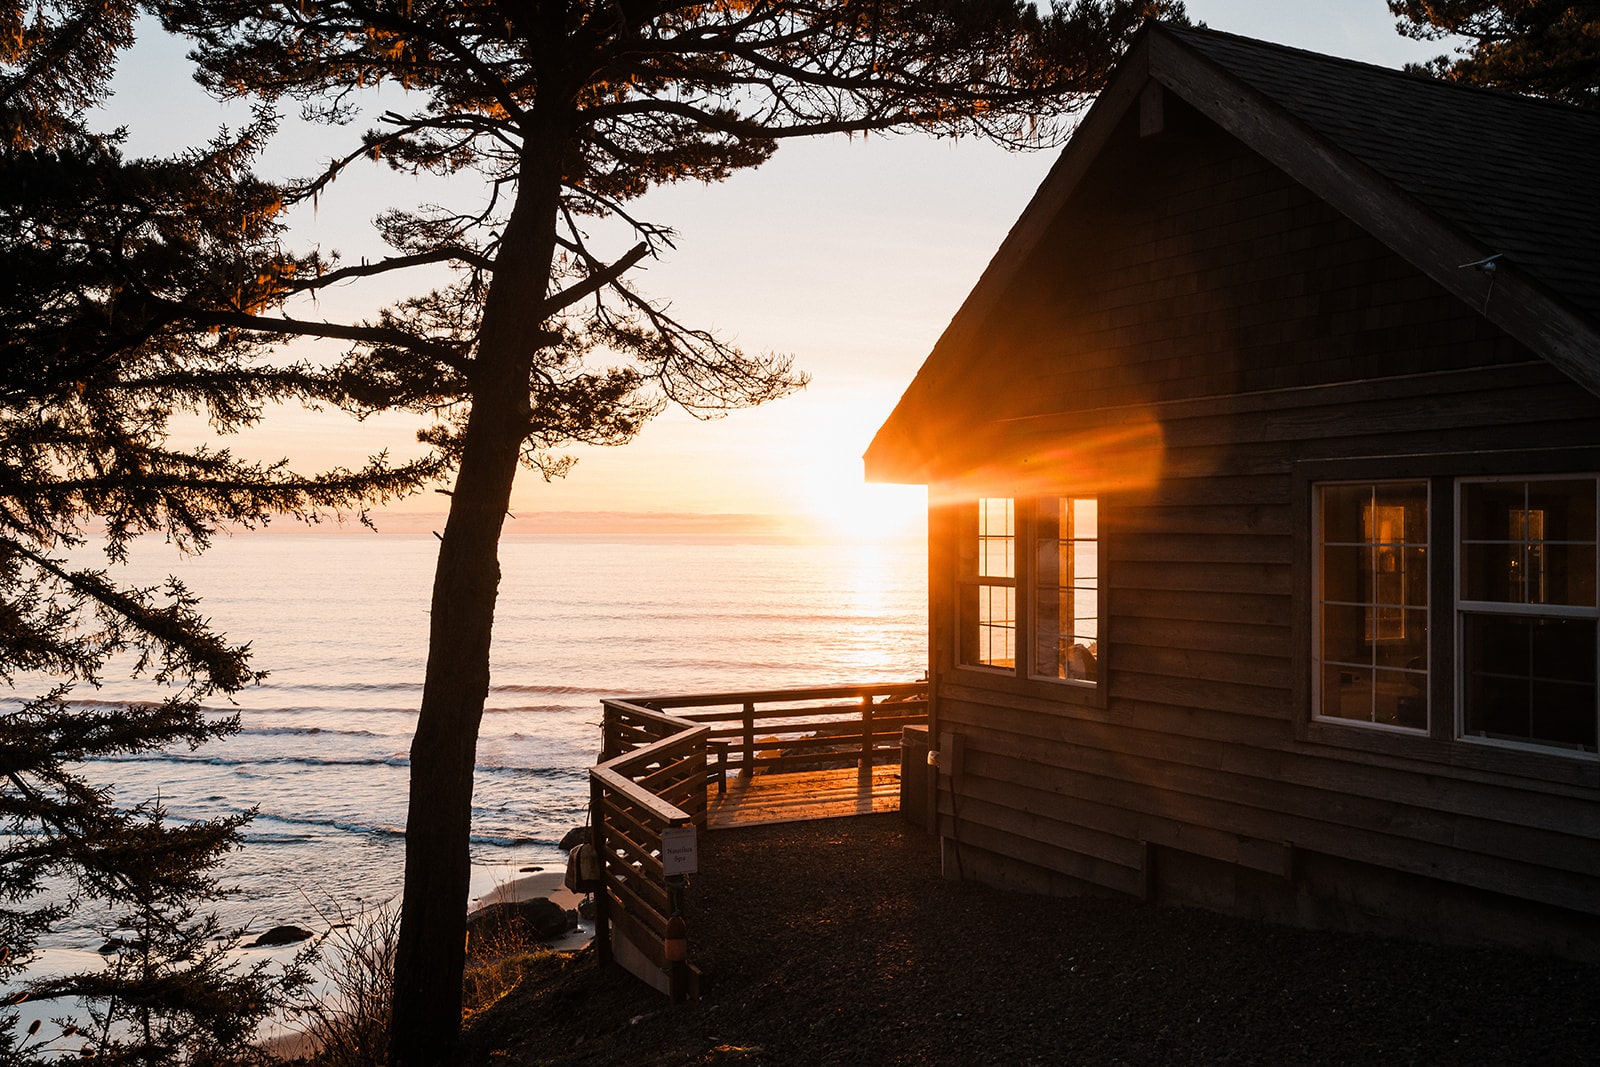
[661, 825, 698, 876]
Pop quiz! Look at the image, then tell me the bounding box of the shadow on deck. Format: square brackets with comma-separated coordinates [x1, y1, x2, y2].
[705, 763, 903, 829]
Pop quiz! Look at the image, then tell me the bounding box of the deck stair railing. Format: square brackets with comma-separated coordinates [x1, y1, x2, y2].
[590, 700, 706, 1000]
[590, 681, 928, 1000]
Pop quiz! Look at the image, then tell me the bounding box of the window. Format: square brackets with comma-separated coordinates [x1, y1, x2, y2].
[1307, 469, 1600, 762]
[958, 496, 1101, 687]
[1314, 482, 1429, 731]
[1458, 478, 1598, 754]
[958, 497, 1016, 668]
[1033, 497, 1098, 683]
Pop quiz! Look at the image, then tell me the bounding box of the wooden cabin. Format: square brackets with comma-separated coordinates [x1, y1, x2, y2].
[866, 24, 1600, 957]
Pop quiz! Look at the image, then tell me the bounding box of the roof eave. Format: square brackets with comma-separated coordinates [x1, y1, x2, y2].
[863, 31, 1157, 484]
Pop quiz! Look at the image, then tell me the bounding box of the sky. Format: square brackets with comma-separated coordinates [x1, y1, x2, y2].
[99, 1, 1462, 539]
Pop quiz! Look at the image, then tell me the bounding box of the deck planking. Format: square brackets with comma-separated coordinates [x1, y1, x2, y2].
[705, 764, 902, 829]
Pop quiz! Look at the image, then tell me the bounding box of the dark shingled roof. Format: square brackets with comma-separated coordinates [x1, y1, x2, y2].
[1168, 24, 1600, 325]
[866, 23, 1600, 481]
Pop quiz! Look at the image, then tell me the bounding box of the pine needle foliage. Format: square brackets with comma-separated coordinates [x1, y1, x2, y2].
[0, 1, 441, 1061]
[1391, 0, 1600, 108]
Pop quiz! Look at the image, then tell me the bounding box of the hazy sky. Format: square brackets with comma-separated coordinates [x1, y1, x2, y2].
[100, 2, 1460, 537]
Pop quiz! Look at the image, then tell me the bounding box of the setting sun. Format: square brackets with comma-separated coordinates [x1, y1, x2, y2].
[793, 461, 926, 540]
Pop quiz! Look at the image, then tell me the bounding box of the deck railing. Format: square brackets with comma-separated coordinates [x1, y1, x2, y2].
[590, 681, 928, 999]
[619, 681, 929, 781]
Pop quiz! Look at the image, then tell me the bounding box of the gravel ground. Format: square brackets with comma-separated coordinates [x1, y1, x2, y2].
[455, 813, 1598, 1066]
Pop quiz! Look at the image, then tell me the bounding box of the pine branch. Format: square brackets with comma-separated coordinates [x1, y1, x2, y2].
[540, 242, 650, 318]
[161, 302, 473, 376]
[287, 247, 496, 291]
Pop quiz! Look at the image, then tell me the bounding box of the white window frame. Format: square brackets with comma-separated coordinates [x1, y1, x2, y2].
[1312, 480, 1432, 735]
[958, 497, 1017, 671]
[955, 496, 1104, 692]
[1454, 475, 1600, 759]
[1029, 496, 1100, 687]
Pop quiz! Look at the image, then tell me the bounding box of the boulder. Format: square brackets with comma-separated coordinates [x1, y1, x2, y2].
[466, 898, 574, 954]
[250, 925, 314, 947]
[558, 825, 591, 852]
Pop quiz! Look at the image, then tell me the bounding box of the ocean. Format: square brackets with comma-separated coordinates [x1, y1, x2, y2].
[33, 530, 927, 944]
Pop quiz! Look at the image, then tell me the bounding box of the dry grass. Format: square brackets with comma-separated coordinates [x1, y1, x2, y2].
[271, 897, 556, 1065]
[284, 904, 399, 1067]
[461, 913, 551, 1022]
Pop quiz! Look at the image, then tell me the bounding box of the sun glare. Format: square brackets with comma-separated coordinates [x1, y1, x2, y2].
[797, 467, 927, 541]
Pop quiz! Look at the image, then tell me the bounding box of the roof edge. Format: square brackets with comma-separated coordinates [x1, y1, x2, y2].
[863, 29, 1157, 481]
[1146, 27, 1600, 398]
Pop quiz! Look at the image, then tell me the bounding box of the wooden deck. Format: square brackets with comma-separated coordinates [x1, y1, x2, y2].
[705, 764, 903, 829]
[593, 685, 925, 996]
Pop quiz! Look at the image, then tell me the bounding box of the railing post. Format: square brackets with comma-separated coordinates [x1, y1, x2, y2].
[590, 775, 611, 966]
[665, 872, 688, 1003]
[695, 729, 711, 817]
[741, 701, 755, 777]
[600, 701, 615, 761]
[861, 694, 874, 769]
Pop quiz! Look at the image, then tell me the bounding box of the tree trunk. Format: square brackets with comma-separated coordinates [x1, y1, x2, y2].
[389, 136, 564, 1065]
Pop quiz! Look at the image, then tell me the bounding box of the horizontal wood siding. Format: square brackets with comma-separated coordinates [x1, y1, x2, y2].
[927, 101, 1600, 949]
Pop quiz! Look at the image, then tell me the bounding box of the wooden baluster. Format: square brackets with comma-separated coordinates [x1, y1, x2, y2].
[741, 701, 755, 777]
[861, 694, 874, 769]
[591, 777, 612, 966]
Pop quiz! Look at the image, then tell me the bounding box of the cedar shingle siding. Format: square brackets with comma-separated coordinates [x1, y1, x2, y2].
[988, 99, 1527, 417]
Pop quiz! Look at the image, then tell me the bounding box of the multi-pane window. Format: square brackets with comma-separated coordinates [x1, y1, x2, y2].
[958, 496, 1101, 686]
[1314, 482, 1429, 730]
[959, 497, 1016, 668]
[1458, 478, 1599, 754]
[1033, 498, 1099, 683]
[1312, 474, 1600, 759]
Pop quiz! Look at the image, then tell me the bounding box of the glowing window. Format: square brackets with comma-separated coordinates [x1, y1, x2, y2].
[1459, 478, 1598, 754]
[959, 498, 1015, 668]
[1314, 482, 1429, 731]
[1032, 497, 1098, 683]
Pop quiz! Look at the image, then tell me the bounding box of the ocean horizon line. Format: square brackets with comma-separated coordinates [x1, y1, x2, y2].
[188, 508, 929, 541]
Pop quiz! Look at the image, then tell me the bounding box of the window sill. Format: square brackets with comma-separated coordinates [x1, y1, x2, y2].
[1301, 719, 1600, 791]
[1030, 675, 1100, 690]
[946, 664, 1109, 713]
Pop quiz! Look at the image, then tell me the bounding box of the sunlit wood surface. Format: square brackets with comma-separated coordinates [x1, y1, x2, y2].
[705, 764, 902, 829]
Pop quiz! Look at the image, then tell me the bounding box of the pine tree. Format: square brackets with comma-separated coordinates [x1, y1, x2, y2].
[20, 1, 1186, 1059]
[8, 790, 307, 1064]
[1390, 0, 1600, 107]
[1, 1, 437, 1060]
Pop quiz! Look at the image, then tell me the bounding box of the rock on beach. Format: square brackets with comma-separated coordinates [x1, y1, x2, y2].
[249, 925, 315, 948]
[468, 868, 591, 952]
[466, 900, 576, 952]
